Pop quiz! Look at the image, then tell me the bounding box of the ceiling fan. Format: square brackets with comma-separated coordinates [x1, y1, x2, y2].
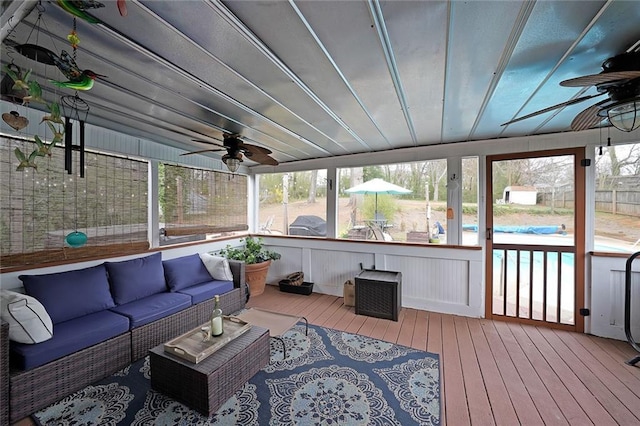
[502, 49, 640, 132]
[182, 133, 278, 172]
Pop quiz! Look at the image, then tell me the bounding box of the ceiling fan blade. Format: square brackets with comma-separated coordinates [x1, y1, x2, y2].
[241, 142, 272, 156]
[191, 139, 225, 148]
[560, 71, 640, 87]
[570, 101, 608, 131]
[501, 94, 603, 126]
[250, 154, 279, 166]
[180, 148, 225, 156]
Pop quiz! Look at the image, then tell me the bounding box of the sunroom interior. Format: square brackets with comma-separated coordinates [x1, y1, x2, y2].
[1, 0, 639, 392]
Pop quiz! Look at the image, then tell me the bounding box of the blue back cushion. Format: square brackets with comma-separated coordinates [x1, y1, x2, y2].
[163, 254, 213, 291]
[20, 264, 115, 324]
[105, 253, 166, 305]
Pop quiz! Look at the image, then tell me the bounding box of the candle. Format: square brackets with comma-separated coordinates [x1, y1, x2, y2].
[211, 316, 223, 336]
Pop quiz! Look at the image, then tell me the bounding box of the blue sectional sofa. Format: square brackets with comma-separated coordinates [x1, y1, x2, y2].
[2, 252, 246, 423]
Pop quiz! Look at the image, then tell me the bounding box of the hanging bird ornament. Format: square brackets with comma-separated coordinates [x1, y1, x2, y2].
[49, 50, 106, 91]
[3, 64, 32, 91]
[41, 102, 64, 125]
[56, 0, 104, 24]
[22, 80, 46, 105]
[14, 147, 39, 171]
[33, 135, 58, 157]
[46, 121, 65, 144]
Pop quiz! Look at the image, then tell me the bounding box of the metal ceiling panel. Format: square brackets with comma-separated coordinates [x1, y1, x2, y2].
[221, 0, 383, 153]
[473, 1, 608, 139]
[501, 0, 640, 137]
[381, 0, 448, 145]
[1, 0, 638, 168]
[441, 0, 525, 142]
[135, 1, 349, 155]
[291, 0, 414, 146]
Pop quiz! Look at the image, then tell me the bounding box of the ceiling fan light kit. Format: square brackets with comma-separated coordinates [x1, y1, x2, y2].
[223, 156, 241, 173]
[184, 133, 278, 172]
[607, 100, 640, 132]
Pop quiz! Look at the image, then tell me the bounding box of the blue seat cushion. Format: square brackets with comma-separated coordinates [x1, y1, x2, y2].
[109, 292, 191, 328]
[10, 310, 130, 370]
[163, 254, 213, 292]
[105, 253, 167, 305]
[176, 280, 234, 304]
[19, 264, 115, 324]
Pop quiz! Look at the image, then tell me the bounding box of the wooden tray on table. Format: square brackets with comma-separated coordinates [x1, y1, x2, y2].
[163, 316, 251, 363]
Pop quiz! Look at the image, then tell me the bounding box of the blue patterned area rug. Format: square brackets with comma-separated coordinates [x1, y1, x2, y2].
[33, 324, 440, 425]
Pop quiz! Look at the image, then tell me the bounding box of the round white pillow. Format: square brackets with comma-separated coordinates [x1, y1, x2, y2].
[0, 290, 53, 344]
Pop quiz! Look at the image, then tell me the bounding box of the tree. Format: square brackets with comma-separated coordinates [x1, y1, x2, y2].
[307, 170, 318, 203]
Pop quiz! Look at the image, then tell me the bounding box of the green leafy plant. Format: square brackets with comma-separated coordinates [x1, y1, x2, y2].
[218, 236, 281, 264]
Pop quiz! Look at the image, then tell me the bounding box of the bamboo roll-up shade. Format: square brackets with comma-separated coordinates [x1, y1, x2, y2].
[0, 136, 148, 268]
[160, 163, 247, 235]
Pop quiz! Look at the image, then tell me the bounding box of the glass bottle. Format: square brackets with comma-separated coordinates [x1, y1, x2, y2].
[210, 295, 224, 337]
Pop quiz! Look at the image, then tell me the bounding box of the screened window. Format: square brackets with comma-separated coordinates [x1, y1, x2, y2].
[338, 162, 446, 243]
[257, 170, 327, 236]
[593, 142, 640, 253]
[1, 136, 148, 267]
[159, 163, 248, 244]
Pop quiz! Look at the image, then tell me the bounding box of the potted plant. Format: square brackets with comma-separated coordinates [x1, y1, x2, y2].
[219, 237, 281, 297]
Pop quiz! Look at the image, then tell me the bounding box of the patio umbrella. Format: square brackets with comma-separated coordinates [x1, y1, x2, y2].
[345, 178, 412, 215]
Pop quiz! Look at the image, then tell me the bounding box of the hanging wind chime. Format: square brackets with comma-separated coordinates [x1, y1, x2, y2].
[61, 18, 89, 248]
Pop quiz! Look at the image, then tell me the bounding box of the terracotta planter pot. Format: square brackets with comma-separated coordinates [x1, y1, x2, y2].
[245, 260, 271, 297]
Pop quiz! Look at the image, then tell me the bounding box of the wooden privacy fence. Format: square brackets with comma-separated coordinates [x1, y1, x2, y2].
[538, 190, 640, 217]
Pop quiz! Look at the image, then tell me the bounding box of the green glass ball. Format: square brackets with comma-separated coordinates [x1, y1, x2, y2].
[65, 231, 87, 248]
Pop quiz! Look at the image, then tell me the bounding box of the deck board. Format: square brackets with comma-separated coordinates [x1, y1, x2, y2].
[241, 285, 640, 426]
[16, 284, 639, 426]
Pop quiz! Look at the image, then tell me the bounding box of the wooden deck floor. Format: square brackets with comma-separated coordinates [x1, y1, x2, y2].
[248, 285, 640, 426]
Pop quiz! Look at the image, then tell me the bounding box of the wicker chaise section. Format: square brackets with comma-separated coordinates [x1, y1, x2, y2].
[9, 333, 131, 423]
[130, 260, 246, 361]
[1, 320, 9, 426]
[5, 259, 247, 422]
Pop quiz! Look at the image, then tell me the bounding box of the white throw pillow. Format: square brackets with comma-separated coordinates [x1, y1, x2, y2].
[199, 253, 234, 281]
[0, 290, 53, 344]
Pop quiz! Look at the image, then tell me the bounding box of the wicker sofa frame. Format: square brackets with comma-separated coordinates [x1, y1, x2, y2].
[2, 260, 246, 423]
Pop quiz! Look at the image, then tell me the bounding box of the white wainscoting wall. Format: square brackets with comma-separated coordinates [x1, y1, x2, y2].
[263, 237, 484, 318]
[590, 254, 640, 342]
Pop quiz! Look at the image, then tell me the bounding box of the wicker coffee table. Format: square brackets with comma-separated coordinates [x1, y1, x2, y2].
[149, 325, 269, 416]
[235, 308, 308, 358]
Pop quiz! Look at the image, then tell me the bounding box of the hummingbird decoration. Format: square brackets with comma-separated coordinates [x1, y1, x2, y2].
[34, 134, 58, 157]
[14, 147, 39, 171]
[3, 64, 32, 91]
[49, 50, 106, 91]
[46, 122, 65, 145]
[56, 0, 105, 24]
[41, 102, 65, 125]
[22, 80, 46, 105]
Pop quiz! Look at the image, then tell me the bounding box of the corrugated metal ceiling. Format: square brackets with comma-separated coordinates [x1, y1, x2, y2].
[1, 0, 639, 168]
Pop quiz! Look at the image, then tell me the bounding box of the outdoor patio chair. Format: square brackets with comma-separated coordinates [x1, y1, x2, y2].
[259, 216, 274, 234]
